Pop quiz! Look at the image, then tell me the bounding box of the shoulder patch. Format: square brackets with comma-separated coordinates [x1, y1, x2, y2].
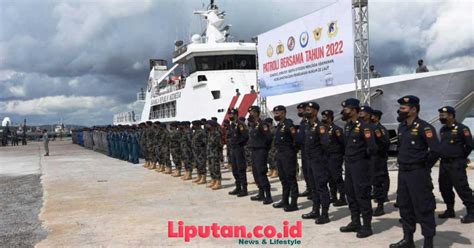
[364, 129, 371, 138]
[464, 128, 471, 137]
[425, 128, 433, 138]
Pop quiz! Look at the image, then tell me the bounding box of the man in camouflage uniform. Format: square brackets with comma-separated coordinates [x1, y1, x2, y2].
[192, 120, 207, 184]
[170, 122, 183, 177]
[141, 121, 152, 168]
[159, 123, 171, 174]
[223, 120, 233, 170]
[180, 121, 194, 180]
[149, 121, 160, 170]
[206, 120, 223, 190]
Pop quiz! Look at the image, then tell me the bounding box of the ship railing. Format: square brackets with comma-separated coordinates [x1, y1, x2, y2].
[155, 79, 186, 96]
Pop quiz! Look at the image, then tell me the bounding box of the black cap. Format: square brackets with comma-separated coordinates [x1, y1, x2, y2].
[372, 110, 383, 118]
[360, 106, 373, 114]
[306, 102, 320, 110]
[321, 110, 334, 117]
[341, 98, 360, 108]
[297, 102, 308, 109]
[248, 105, 260, 113]
[438, 106, 455, 114]
[264, 118, 273, 124]
[211, 117, 218, 122]
[206, 120, 219, 127]
[273, 105, 286, 112]
[183, 121, 191, 126]
[397, 95, 420, 106]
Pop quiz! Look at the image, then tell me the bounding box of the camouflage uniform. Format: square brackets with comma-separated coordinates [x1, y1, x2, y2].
[207, 127, 222, 180]
[160, 125, 171, 168]
[139, 127, 148, 161]
[268, 129, 277, 171]
[180, 126, 193, 172]
[150, 126, 160, 164]
[192, 128, 207, 176]
[169, 127, 182, 170]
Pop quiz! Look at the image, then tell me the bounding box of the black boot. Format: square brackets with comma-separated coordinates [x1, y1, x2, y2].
[284, 197, 298, 212]
[299, 189, 310, 197]
[228, 185, 241, 195]
[302, 205, 320, 219]
[262, 188, 273, 205]
[273, 199, 289, 209]
[461, 209, 474, 224]
[251, 189, 264, 201]
[438, 204, 455, 218]
[389, 233, 415, 248]
[356, 218, 373, 238]
[373, 202, 385, 217]
[423, 236, 433, 248]
[237, 185, 248, 197]
[340, 216, 361, 233]
[315, 208, 330, 224]
[333, 195, 347, 207]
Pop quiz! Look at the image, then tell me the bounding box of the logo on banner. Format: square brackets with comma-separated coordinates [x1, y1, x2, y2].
[328, 21, 338, 38]
[276, 41, 285, 55]
[287, 36, 295, 51]
[299, 31, 309, 48]
[267, 45, 274, 57]
[313, 27, 323, 41]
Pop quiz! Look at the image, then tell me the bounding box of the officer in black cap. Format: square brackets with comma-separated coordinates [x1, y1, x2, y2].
[390, 95, 440, 248]
[339, 98, 377, 238]
[247, 105, 274, 204]
[227, 108, 250, 197]
[320, 109, 346, 207]
[370, 109, 391, 216]
[437, 106, 474, 223]
[295, 102, 312, 198]
[272, 105, 299, 212]
[301, 101, 331, 224]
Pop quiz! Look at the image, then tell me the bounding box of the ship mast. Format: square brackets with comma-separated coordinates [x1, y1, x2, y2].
[353, 0, 371, 105]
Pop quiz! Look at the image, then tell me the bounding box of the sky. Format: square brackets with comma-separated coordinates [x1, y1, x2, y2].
[0, 0, 472, 126]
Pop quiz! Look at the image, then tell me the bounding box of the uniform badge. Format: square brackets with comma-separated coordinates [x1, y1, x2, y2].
[425, 128, 433, 138]
[364, 128, 371, 138]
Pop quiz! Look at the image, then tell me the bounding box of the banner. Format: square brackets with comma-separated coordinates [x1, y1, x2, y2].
[257, 0, 354, 97]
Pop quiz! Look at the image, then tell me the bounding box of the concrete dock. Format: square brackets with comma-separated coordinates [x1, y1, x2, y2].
[1, 140, 473, 247]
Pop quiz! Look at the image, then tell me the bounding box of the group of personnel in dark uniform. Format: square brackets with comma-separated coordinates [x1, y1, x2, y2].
[74, 94, 473, 248]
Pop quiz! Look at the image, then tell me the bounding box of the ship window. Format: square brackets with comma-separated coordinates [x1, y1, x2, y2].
[198, 75, 208, 82]
[211, 90, 221, 99]
[186, 55, 256, 74]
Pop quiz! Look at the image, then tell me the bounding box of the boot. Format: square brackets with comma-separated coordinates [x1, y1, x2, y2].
[197, 174, 207, 185]
[208, 179, 216, 188]
[273, 199, 289, 209]
[237, 185, 248, 197]
[247, 166, 252, 172]
[333, 194, 347, 207]
[267, 169, 274, 177]
[149, 163, 157, 170]
[183, 171, 192, 181]
[270, 169, 279, 178]
[461, 209, 474, 224]
[164, 167, 172, 174]
[302, 205, 320, 219]
[172, 169, 181, 177]
[193, 174, 202, 183]
[356, 218, 373, 238]
[158, 165, 166, 172]
[389, 233, 415, 248]
[298, 189, 310, 197]
[316, 208, 330, 224]
[211, 180, 222, 190]
[143, 161, 149, 168]
[438, 205, 455, 219]
[423, 236, 433, 248]
[250, 189, 264, 201]
[229, 185, 241, 195]
[340, 216, 361, 233]
[373, 202, 385, 217]
[284, 197, 298, 212]
[262, 188, 273, 205]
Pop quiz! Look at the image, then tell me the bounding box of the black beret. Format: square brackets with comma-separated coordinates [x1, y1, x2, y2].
[273, 105, 286, 112]
[341, 98, 360, 108]
[321, 110, 334, 117]
[248, 105, 260, 113]
[211, 117, 218, 121]
[184, 121, 191, 126]
[397, 95, 420, 105]
[372, 110, 383, 118]
[192, 120, 201, 126]
[153, 121, 161, 125]
[146, 121, 153, 125]
[306, 102, 320, 110]
[438, 106, 455, 114]
[297, 102, 308, 109]
[360, 106, 373, 114]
